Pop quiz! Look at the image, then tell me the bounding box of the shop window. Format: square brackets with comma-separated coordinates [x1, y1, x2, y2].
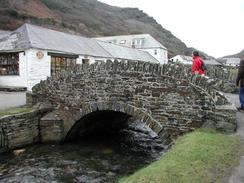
[51, 56, 76, 76]
[0, 53, 19, 75]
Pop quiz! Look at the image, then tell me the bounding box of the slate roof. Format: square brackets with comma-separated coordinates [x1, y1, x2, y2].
[97, 40, 159, 63]
[0, 30, 11, 39]
[0, 24, 111, 57]
[94, 34, 167, 50]
[0, 24, 158, 63]
[203, 59, 222, 66]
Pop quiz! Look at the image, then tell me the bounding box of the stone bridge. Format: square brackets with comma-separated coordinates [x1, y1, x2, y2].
[27, 60, 236, 144]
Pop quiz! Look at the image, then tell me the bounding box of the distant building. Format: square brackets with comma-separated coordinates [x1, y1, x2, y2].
[0, 24, 158, 90]
[219, 57, 241, 67]
[94, 34, 168, 65]
[203, 59, 222, 66]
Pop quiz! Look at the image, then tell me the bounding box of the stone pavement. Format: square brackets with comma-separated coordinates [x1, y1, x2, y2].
[225, 93, 244, 183]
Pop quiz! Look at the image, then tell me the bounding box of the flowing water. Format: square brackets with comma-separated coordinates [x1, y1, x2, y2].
[0, 122, 166, 183]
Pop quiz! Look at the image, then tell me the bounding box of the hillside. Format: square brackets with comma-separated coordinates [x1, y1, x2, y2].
[223, 49, 244, 59]
[0, 0, 204, 57]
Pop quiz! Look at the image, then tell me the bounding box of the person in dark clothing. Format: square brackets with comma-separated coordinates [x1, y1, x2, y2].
[236, 58, 244, 111]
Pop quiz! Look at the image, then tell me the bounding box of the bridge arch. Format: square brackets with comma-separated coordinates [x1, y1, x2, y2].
[58, 101, 162, 141]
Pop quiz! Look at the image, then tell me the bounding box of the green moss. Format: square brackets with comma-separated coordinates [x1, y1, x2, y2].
[0, 106, 35, 117]
[119, 129, 241, 183]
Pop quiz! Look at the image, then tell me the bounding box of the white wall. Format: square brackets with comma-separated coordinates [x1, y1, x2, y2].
[225, 58, 240, 67]
[171, 55, 183, 63]
[0, 52, 28, 88]
[26, 49, 51, 91]
[0, 49, 51, 91]
[171, 55, 192, 65]
[0, 50, 112, 91]
[141, 48, 168, 64]
[159, 48, 168, 64]
[77, 55, 107, 65]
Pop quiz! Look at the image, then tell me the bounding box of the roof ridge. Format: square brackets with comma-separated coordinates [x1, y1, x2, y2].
[95, 33, 151, 38]
[24, 24, 32, 48]
[22, 23, 91, 41]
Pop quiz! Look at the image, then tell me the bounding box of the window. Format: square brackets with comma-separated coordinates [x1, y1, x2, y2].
[0, 53, 19, 75]
[119, 40, 126, 44]
[108, 40, 117, 44]
[51, 56, 76, 76]
[82, 59, 89, 64]
[154, 50, 157, 55]
[133, 39, 144, 45]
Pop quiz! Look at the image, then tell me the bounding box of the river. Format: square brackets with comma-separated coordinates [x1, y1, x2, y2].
[0, 121, 166, 183]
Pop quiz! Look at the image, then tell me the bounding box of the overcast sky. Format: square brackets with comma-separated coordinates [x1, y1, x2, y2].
[99, 0, 244, 58]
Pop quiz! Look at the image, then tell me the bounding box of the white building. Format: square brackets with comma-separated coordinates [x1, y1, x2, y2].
[94, 34, 168, 65]
[0, 24, 159, 91]
[170, 55, 192, 65]
[220, 57, 241, 67]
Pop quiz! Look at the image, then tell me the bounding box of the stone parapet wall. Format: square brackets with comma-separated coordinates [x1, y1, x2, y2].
[206, 65, 238, 93]
[214, 105, 237, 132]
[32, 61, 231, 105]
[206, 65, 238, 84]
[172, 64, 238, 93]
[169, 64, 238, 85]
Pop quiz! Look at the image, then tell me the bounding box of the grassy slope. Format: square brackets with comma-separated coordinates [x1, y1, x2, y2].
[119, 130, 241, 183]
[0, 106, 34, 117]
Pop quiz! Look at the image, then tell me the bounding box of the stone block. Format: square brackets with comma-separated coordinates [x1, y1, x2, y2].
[40, 111, 64, 143]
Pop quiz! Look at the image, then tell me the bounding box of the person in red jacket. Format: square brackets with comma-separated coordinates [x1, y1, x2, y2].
[192, 50, 205, 75]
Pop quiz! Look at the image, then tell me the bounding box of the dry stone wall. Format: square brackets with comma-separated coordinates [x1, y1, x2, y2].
[175, 64, 238, 93]
[205, 65, 238, 93]
[0, 108, 49, 152]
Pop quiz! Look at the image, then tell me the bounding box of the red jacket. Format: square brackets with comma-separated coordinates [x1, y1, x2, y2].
[192, 56, 204, 75]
